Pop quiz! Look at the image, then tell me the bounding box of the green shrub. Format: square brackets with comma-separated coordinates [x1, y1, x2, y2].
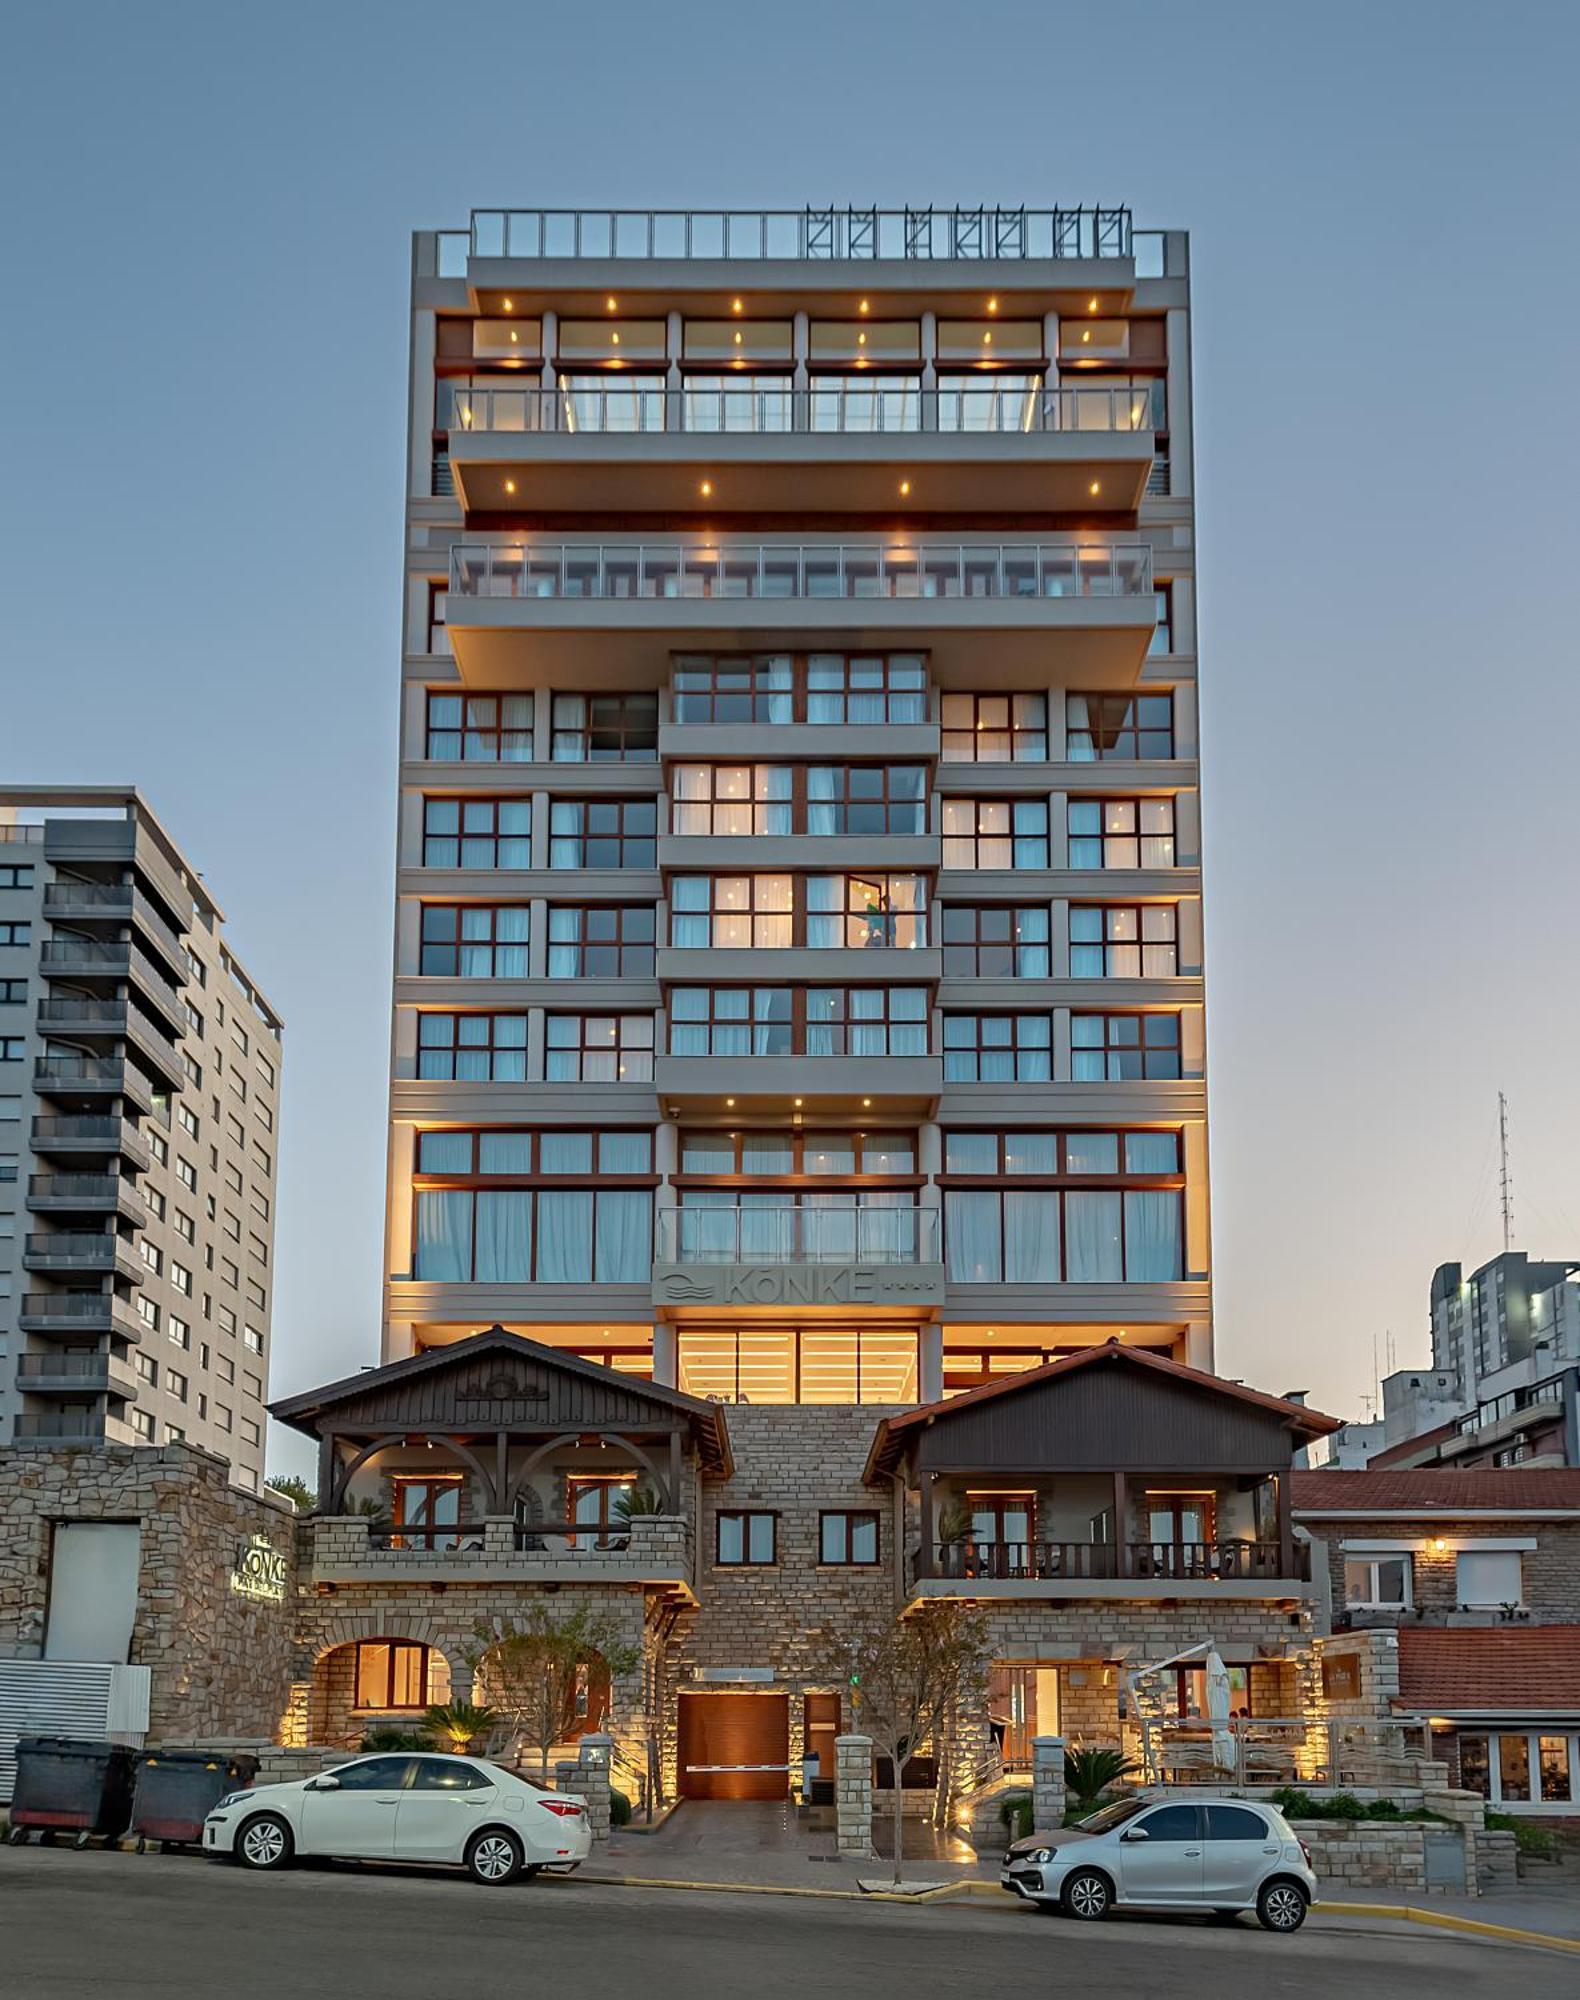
[1271, 1786, 1318, 1820]
[1063, 1747, 1138, 1805]
[1322, 1793, 1369, 1820]
[1486, 1810, 1559, 1859]
[358, 1727, 431, 1752]
[609, 1786, 633, 1828]
[1365, 1797, 1402, 1819]
[998, 1790, 1034, 1841]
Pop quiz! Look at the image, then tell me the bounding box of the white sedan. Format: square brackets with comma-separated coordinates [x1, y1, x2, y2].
[204, 1752, 592, 1885]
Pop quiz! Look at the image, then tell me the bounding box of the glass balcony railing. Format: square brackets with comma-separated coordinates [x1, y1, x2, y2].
[448, 383, 1153, 438]
[450, 539, 1152, 603]
[658, 1204, 938, 1265]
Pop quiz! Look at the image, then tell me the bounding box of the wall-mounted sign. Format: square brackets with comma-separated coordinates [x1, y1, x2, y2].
[230, 1534, 287, 1603]
[654, 1264, 945, 1308]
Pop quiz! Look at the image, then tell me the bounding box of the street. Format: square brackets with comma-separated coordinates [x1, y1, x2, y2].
[1, 1846, 1574, 2000]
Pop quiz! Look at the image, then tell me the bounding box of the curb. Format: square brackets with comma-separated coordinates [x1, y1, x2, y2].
[1316, 1900, 1580, 1956]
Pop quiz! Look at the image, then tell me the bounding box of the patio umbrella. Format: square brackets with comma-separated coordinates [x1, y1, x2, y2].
[1204, 1648, 1235, 1772]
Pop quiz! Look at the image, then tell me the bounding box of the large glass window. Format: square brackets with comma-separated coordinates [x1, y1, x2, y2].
[425, 693, 533, 763]
[806, 875, 926, 950]
[548, 798, 657, 868]
[806, 766, 927, 835]
[545, 1014, 655, 1082]
[422, 798, 531, 869]
[546, 906, 656, 977]
[354, 1642, 441, 1711]
[716, 1512, 778, 1564]
[550, 692, 658, 761]
[941, 906, 1051, 978]
[671, 764, 792, 835]
[681, 1130, 916, 1175]
[1071, 1012, 1183, 1081]
[942, 799, 1050, 870]
[682, 373, 793, 432]
[1068, 799, 1177, 870]
[1070, 905, 1179, 978]
[1066, 692, 1174, 761]
[669, 988, 792, 1056]
[1343, 1555, 1413, 1608]
[942, 1014, 1053, 1083]
[806, 987, 928, 1056]
[935, 372, 1044, 432]
[808, 377, 922, 432]
[806, 654, 926, 725]
[671, 876, 793, 949]
[941, 693, 1048, 762]
[678, 1327, 919, 1405]
[419, 906, 529, 977]
[672, 656, 793, 725]
[417, 1013, 528, 1081]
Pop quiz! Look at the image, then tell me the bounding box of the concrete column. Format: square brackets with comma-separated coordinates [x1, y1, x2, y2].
[391, 1002, 419, 1079]
[397, 786, 423, 873]
[1031, 1734, 1067, 1834]
[1049, 900, 1071, 979]
[792, 310, 809, 429]
[1183, 1122, 1211, 1279]
[1174, 681, 1199, 760]
[651, 1320, 677, 1388]
[1172, 576, 1197, 662]
[409, 308, 437, 499]
[1179, 897, 1204, 977]
[527, 899, 548, 978]
[1165, 307, 1192, 500]
[1181, 1004, 1206, 1081]
[835, 1734, 876, 1858]
[918, 1322, 943, 1405]
[557, 1733, 613, 1841]
[920, 309, 937, 429]
[1053, 1007, 1072, 1083]
[540, 311, 558, 429]
[1047, 789, 1069, 869]
[1183, 1318, 1212, 1370]
[530, 789, 550, 870]
[526, 1006, 546, 1081]
[533, 687, 554, 758]
[386, 1123, 417, 1278]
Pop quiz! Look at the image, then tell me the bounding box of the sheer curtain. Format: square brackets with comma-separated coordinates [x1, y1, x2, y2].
[1123, 1191, 1181, 1281]
[595, 1191, 652, 1282]
[475, 1191, 531, 1282]
[946, 1191, 1003, 1283]
[415, 1190, 473, 1280]
[1065, 1192, 1123, 1282]
[807, 766, 838, 835]
[537, 1190, 593, 1282]
[1004, 1191, 1060, 1282]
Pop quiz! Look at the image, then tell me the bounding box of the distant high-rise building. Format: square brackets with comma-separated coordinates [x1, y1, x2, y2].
[0, 790, 282, 1489]
[1431, 1252, 1579, 1395]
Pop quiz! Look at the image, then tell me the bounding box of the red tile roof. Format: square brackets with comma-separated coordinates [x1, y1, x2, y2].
[1293, 1468, 1580, 1513]
[1395, 1627, 1580, 1716]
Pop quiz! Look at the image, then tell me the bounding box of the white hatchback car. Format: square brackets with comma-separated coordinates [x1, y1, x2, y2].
[204, 1752, 592, 1886]
[1002, 1795, 1316, 1931]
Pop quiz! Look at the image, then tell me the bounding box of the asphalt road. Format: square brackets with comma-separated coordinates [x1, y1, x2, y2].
[1, 1845, 1572, 2000]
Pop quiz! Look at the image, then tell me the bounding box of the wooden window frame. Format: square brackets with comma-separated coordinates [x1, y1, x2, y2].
[424, 691, 533, 763]
[819, 1509, 881, 1567]
[941, 1013, 1054, 1082]
[941, 797, 1051, 870]
[544, 1012, 656, 1082]
[939, 904, 1051, 978]
[353, 1638, 434, 1712]
[676, 1128, 920, 1181]
[1069, 904, 1180, 979]
[414, 1127, 656, 1180]
[1070, 1011, 1183, 1082]
[671, 874, 795, 950]
[1067, 798, 1177, 871]
[421, 797, 532, 870]
[546, 904, 657, 978]
[679, 1326, 922, 1407]
[419, 904, 530, 978]
[805, 764, 929, 835]
[1065, 691, 1175, 762]
[416, 1011, 530, 1081]
[670, 763, 794, 836]
[715, 1509, 778, 1566]
[550, 691, 659, 763]
[548, 797, 658, 869]
[940, 1128, 1184, 1180]
[670, 652, 928, 727]
[940, 692, 1049, 764]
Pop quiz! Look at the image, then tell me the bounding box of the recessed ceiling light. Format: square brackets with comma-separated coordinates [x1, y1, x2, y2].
[700, 479, 713, 497]
[611, 331, 620, 346]
[1081, 329, 1091, 343]
[503, 298, 514, 312]
[732, 297, 743, 314]
[606, 295, 618, 311]
[733, 330, 743, 344]
[1088, 296, 1099, 313]
[794, 1097, 803, 1107]
[863, 1097, 872, 1107]
[899, 479, 911, 496]
[987, 296, 999, 313]
[858, 299, 870, 314]
[857, 331, 866, 346]
[726, 1097, 735, 1106]
[504, 479, 516, 494]
[1089, 481, 1100, 496]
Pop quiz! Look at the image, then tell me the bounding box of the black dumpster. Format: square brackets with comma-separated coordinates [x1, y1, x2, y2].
[8, 1737, 136, 1842]
[129, 1750, 260, 1847]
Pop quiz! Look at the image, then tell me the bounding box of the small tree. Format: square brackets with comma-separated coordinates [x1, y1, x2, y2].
[816, 1603, 989, 1883]
[265, 1474, 315, 1512]
[1063, 1744, 1137, 1810]
[424, 1700, 500, 1754]
[467, 1604, 640, 1784]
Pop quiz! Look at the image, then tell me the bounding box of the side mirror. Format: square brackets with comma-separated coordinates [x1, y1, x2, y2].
[1119, 1827, 1149, 1843]
[306, 1775, 341, 1793]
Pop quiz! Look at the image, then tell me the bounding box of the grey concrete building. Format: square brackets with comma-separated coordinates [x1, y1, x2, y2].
[384, 203, 1209, 1400]
[0, 790, 282, 1490]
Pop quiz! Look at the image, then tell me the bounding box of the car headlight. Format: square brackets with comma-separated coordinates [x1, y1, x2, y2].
[1030, 1847, 1054, 1865]
[213, 1792, 250, 1811]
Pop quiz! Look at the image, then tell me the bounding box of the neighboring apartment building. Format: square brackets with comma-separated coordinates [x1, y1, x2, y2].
[0, 790, 282, 1490]
[385, 201, 1209, 1405]
[1294, 1467, 1580, 1814]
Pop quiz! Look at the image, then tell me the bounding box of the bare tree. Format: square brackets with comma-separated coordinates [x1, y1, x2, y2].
[467, 1604, 640, 1785]
[817, 1603, 989, 1883]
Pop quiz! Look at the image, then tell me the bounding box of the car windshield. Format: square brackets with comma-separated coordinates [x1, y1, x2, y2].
[1072, 1796, 1149, 1836]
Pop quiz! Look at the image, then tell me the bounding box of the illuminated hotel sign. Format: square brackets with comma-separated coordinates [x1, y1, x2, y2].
[230, 1534, 288, 1603]
[655, 1263, 945, 1307]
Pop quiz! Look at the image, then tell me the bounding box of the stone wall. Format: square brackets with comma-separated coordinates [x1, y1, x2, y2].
[1295, 1819, 1432, 1894]
[0, 1443, 297, 1743]
[1307, 1515, 1580, 1624]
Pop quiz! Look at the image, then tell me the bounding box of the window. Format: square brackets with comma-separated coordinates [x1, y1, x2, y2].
[217, 1303, 237, 1335]
[0, 979, 26, 1003]
[549, 798, 657, 868]
[545, 1014, 655, 1082]
[550, 692, 658, 762]
[1066, 692, 1174, 761]
[716, 1512, 777, 1565]
[167, 1369, 188, 1402]
[149, 1132, 168, 1166]
[240, 1416, 260, 1445]
[137, 1295, 160, 1331]
[244, 1326, 264, 1355]
[806, 987, 928, 1056]
[0, 865, 35, 888]
[425, 691, 533, 762]
[546, 906, 655, 978]
[0, 923, 31, 945]
[1072, 1013, 1183, 1081]
[807, 654, 925, 724]
[136, 1354, 157, 1385]
[681, 1129, 916, 1176]
[215, 1404, 233, 1433]
[1457, 1549, 1523, 1607]
[942, 1129, 1184, 1284]
[1135, 1804, 1200, 1841]
[412, 1129, 654, 1284]
[671, 876, 793, 949]
[258, 1054, 276, 1088]
[669, 986, 791, 1056]
[173, 1209, 195, 1243]
[671, 765, 791, 836]
[131, 1410, 154, 1441]
[354, 1643, 436, 1711]
[941, 693, 1048, 762]
[1068, 799, 1177, 869]
[1343, 1555, 1412, 1609]
[176, 1155, 197, 1191]
[171, 1262, 193, 1296]
[806, 766, 927, 836]
[249, 1232, 268, 1264]
[417, 1013, 528, 1081]
[812, 875, 929, 951]
[820, 1511, 880, 1565]
[140, 1241, 163, 1275]
[169, 1316, 190, 1349]
[178, 1105, 200, 1140]
[420, 905, 529, 977]
[1069, 905, 1179, 978]
[409, 1758, 491, 1792]
[422, 797, 531, 869]
[942, 799, 1050, 870]
[1149, 583, 1174, 656]
[943, 1014, 1052, 1083]
[0, 1038, 22, 1061]
[940, 906, 1051, 978]
[672, 656, 792, 725]
[391, 1475, 464, 1550]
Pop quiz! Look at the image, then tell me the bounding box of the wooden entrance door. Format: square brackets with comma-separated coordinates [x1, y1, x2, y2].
[677, 1692, 790, 1800]
[803, 1692, 841, 1798]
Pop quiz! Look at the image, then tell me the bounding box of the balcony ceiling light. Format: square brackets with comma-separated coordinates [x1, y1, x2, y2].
[1089, 481, 1100, 496]
[1088, 296, 1099, 313]
[899, 479, 911, 496]
[509, 329, 519, 343]
[725, 1097, 735, 1106]
[863, 1097, 872, 1107]
[987, 296, 999, 313]
[611, 331, 620, 346]
[732, 297, 744, 313]
[858, 298, 870, 314]
[700, 479, 713, 497]
[857, 330, 866, 346]
[794, 1097, 803, 1107]
[1082, 329, 1092, 343]
[733, 329, 743, 344]
[503, 297, 514, 312]
[606, 295, 618, 311]
[504, 479, 517, 495]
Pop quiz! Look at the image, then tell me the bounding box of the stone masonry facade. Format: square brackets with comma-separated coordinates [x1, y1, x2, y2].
[1306, 1512, 1580, 1625]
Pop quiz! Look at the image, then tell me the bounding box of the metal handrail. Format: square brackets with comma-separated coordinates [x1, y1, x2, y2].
[35, 1055, 126, 1083]
[16, 1353, 115, 1379]
[451, 538, 1152, 602]
[465, 206, 1135, 263]
[657, 1203, 938, 1265]
[449, 382, 1152, 437]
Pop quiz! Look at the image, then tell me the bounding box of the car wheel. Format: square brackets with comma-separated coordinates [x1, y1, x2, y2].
[235, 1813, 294, 1872]
[466, 1828, 524, 1886]
[1256, 1880, 1308, 1933]
[1060, 1869, 1112, 1921]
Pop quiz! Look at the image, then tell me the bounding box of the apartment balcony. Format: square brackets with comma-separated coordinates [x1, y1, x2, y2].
[38, 939, 186, 1033]
[653, 1052, 942, 1116]
[22, 1231, 146, 1285]
[33, 1054, 155, 1115]
[17, 1291, 145, 1343]
[11, 1408, 140, 1447]
[912, 1537, 1311, 1602]
[26, 1173, 147, 1225]
[445, 539, 1156, 688]
[29, 1114, 151, 1172]
[653, 1203, 944, 1312]
[305, 1513, 695, 1598]
[15, 1350, 139, 1400]
[446, 385, 1155, 518]
[40, 883, 186, 977]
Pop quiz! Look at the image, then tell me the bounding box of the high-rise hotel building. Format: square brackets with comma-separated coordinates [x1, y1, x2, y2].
[0, 789, 283, 1489]
[386, 205, 1208, 1405]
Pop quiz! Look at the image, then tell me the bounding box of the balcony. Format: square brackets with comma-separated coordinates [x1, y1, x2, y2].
[15, 1351, 138, 1399]
[29, 1115, 151, 1171]
[653, 1203, 944, 1313]
[923, 1538, 1309, 1585]
[306, 1513, 695, 1597]
[33, 1055, 154, 1113]
[26, 1173, 147, 1224]
[446, 385, 1155, 517]
[37, 938, 185, 1029]
[36, 995, 127, 1037]
[653, 1051, 943, 1116]
[22, 1231, 145, 1284]
[17, 1291, 145, 1342]
[446, 538, 1156, 688]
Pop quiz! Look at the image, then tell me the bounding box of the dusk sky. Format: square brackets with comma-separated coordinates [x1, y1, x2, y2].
[4, 1, 1577, 1475]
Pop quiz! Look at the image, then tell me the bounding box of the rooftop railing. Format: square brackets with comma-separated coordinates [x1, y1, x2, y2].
[452, 205, 1144, 266]
[451, 539, 1152, 604]
[449, 382, 1152, 438]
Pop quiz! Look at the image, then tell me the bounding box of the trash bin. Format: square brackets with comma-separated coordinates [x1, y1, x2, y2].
[8, 1737, 136, 1844]
[129, 1750, 260, 1848]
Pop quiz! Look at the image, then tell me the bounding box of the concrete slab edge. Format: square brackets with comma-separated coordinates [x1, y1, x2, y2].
[1316, 1901, 1580, 1956]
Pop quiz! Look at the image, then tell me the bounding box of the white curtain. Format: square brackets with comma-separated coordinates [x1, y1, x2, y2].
[1123, 1191, 1181, 1280]
[415, 1190, 472, 1280]
[807, 766, 838, 835]
[1065, 1192, 1123, 1282]
[1004, 1191, 1060, 1282]
[946, 1191, 1002, 1282]
[595, 1191, 652, 1282]
[537, 1189, 593, 1282]
[475, 1190, 531, 1282]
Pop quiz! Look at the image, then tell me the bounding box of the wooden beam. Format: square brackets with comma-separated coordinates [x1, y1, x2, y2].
[1113, 1469, 1129, 1577]
[919, 1470, 936, 1579]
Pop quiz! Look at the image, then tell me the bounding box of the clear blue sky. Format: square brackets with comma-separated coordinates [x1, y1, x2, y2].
[4, 1, 1578, 1475]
